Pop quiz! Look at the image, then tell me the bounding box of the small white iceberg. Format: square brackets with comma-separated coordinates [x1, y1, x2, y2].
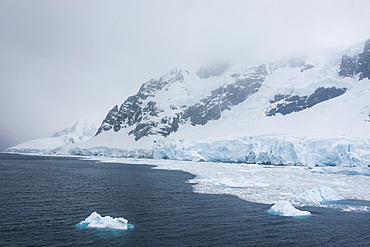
[298, 186, 343, 203]
[267, 201, 311, 217]
[77, 212, 134, 230]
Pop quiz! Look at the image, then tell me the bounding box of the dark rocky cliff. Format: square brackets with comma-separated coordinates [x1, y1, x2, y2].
[339, 39, 370, 80]
[96, 64, 268, 140]
[266, 87, 347, 116]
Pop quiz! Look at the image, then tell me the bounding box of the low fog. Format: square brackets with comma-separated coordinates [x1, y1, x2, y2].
[1, 0, 369, 149]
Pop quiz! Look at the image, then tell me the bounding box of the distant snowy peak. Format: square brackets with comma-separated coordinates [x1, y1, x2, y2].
[52, 121, 97, 144]
[5, 121, 97, 153]
[339, 39, 370, 80]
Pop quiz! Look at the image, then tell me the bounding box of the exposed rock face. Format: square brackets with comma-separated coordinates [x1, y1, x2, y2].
[96, 64, 268, 140]
[96, 105, 119, 134]
[339, 39, 370, 80]
[96, 68, 184, 140]
[184, 64, 267, 125]
[300, 64, 314, 72]
[266, 87, 347, 116]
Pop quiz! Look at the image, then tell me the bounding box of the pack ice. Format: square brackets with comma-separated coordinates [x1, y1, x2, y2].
[77, 212, 134, 230]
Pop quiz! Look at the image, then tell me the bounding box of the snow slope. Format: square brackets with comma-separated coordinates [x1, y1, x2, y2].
[4, 121, 97, 154]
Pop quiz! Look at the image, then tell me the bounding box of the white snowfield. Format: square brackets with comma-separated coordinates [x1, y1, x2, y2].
[77, 212, 133, 230]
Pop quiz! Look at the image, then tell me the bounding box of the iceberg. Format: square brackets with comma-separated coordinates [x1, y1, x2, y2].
[77, 212, 134, 230]
[267, 201, 311, 217]
[298, 186, 343, 202]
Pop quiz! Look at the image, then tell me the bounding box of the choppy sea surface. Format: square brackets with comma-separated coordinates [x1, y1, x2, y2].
[1, 153, 369, 246]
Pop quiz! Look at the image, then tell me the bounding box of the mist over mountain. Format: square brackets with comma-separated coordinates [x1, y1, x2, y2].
[1, 1, 370, 151]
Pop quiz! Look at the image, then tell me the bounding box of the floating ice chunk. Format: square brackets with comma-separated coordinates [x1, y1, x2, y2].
[298, 186, 343, 202]
[77, 212, 134, 230]
[267, 201, 311, 217]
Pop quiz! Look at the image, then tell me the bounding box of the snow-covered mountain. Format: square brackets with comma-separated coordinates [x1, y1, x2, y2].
[5, 121, 97, 154]
[31, 40, 370, 166]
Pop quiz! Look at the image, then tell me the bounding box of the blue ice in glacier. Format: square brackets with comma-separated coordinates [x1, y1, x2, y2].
[298, 186, 343, 202]
[77, 212, 134, 230]
[152, 137, 370, 167]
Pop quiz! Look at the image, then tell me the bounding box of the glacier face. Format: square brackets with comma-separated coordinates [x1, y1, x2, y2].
[153, 136, 370, 167]
[63, 135, 370, 168]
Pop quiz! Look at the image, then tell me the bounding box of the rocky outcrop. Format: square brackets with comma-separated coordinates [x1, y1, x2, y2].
[339, 39, 370, 80]
[266, 87, 347, 116]
[96, 64, 268, 140]
[184, 64, 267, 125]
[96, 68, 184, 140]
[96, 105, 119, 134]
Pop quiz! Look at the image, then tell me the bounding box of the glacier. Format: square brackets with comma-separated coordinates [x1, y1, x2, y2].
[77, 212, 134, 230]
[153, 136, 370, 167]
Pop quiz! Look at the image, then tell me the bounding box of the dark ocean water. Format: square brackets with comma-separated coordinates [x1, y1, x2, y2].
[0, 153, 369, 246]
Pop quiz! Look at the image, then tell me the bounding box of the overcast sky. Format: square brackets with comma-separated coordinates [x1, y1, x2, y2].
[1, 0, 370, 150]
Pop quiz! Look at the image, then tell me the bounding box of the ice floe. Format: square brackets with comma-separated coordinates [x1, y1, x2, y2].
[267, 201, 311, 217]
[298, 186, 344, 202]
[77, 212, 134, 230]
